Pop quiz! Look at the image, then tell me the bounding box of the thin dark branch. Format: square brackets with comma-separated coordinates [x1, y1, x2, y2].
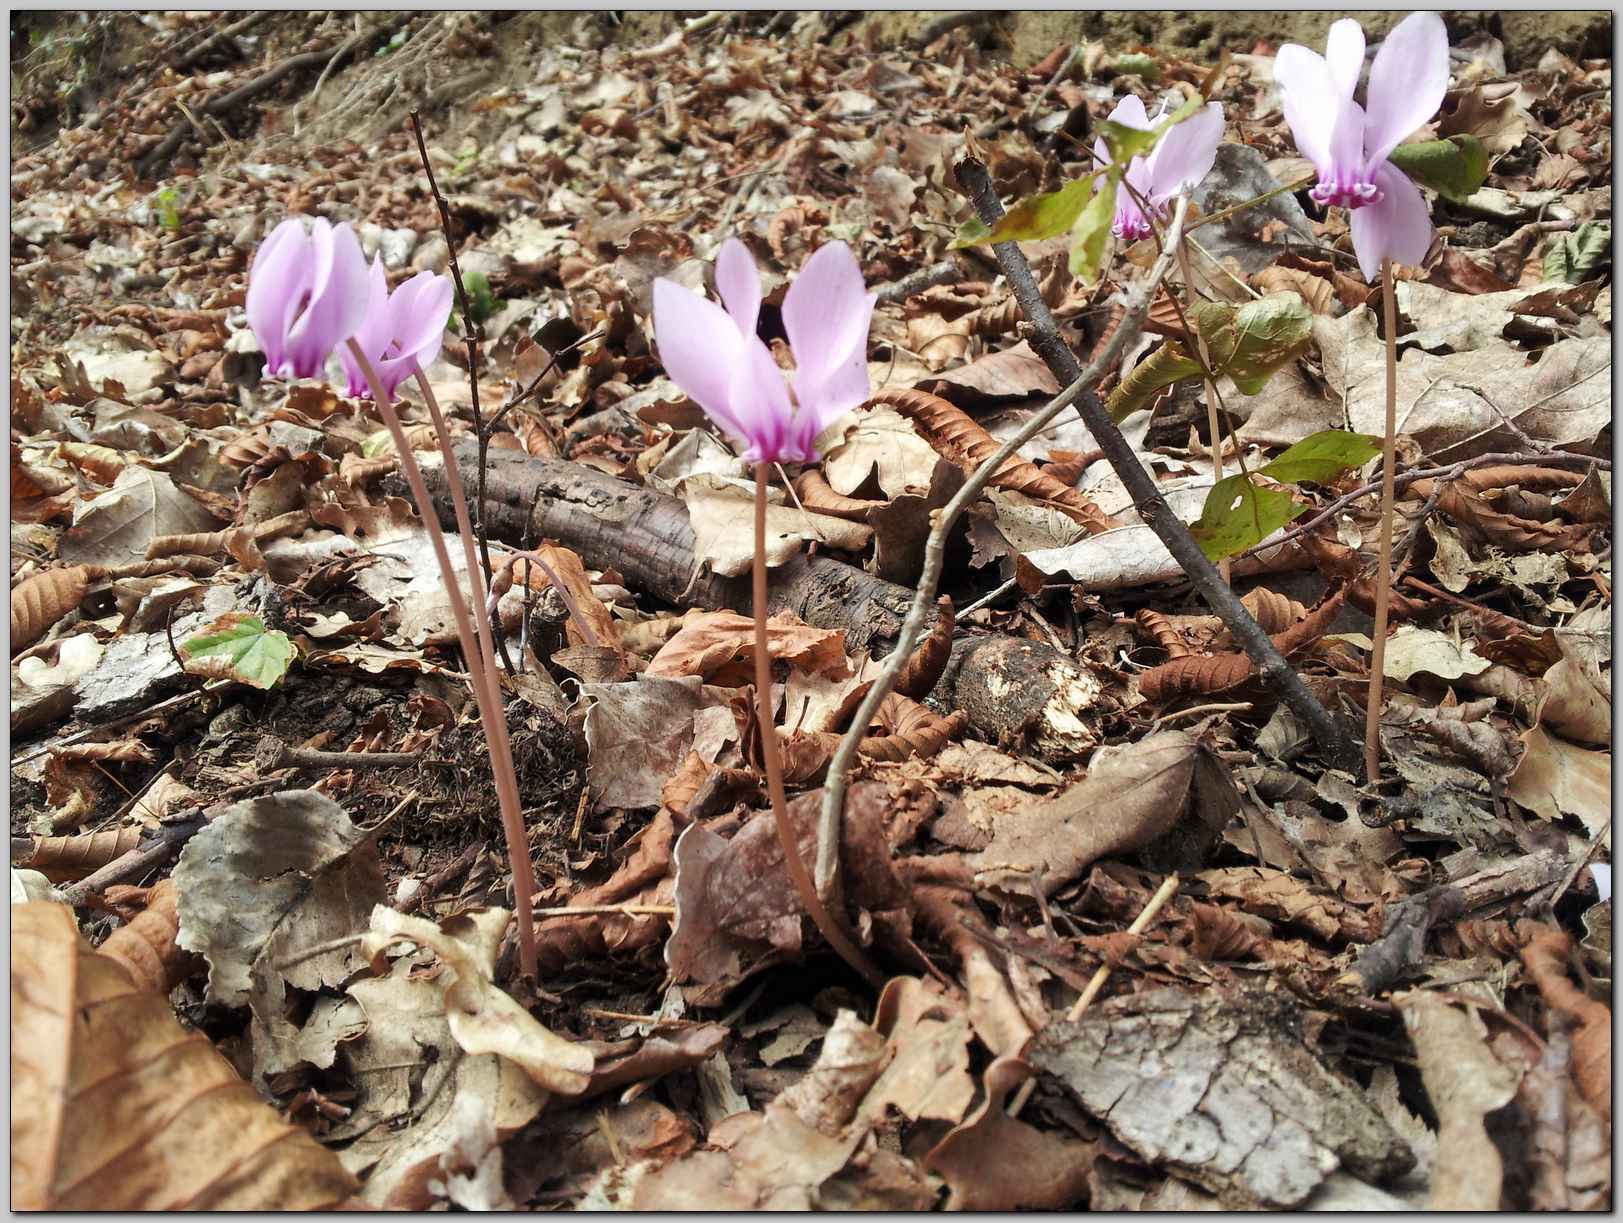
[955, 156, 1360, 773]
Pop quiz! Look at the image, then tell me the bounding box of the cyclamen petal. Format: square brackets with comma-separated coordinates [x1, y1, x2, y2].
[651, 278, 754, 442]
[247, 216, 371, 381]
[714, 238, 762, 339]
[1323, 19, 1366, 101]
[1145, 101, 1224, 200]
[1272, 45, 1338, 170]
[1349, 161, 1433, 280]
[1363, 12, 1451, 166]
[783, 241, 876, 432]
[339, 262, 455, 400]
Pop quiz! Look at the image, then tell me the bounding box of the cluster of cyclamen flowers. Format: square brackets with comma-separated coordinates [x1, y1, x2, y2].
[648, 13, 1447, 463]
[246, 215, 452, 399]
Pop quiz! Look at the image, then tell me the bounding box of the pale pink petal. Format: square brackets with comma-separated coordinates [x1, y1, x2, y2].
[337, 257, 392, 397]
[1328, 97, 1368, 183]
[729, 337, 795, 462]
[1363, 11, 1450, 166]
[245, 219, 309, 376]
[1350, 161, 1433, 280]
[391, 272, 455, 361]
[1105, 93, 1152, 131]
[652, 277, 752, 440]
[1324, 19, 1366, 100]
[782, 241, 872, 404]
[1273, 44, 1338, 171]
[714, 238, 761, 338]
[285, 220, 368, 378]
[1146, 101, 1224, 202]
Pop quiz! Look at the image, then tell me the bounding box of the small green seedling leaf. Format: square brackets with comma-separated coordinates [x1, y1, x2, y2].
[1258, 429, 1382, 485]
[1543, 221, 1611, 285]
[1189, 474, 1310, 562]
[953, 177, 1095, 248]
[1106, 339, 1202, 420]
[181, 613, 295, 690]
[1387, 134, 1490, 204]
[452, 270, 498, 333]
[1068, 179, 1118, 282]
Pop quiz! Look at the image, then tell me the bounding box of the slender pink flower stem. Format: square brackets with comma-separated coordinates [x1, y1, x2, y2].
[348, 340, 539, 979]
[1364, 259, 1401, 783]
[1173, 235, 1232, 584]
[753, 464, 884, 990]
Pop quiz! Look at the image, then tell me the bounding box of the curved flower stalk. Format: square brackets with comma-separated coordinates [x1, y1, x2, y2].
[245, 216, 371, 379]
[1095, 95, 1225, 241]
[338, 258, 455, 399]
[653, 238, 877, 463]
[1274, 12, 1450, 280]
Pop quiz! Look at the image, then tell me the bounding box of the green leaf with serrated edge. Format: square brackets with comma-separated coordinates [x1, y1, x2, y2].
[955, 178, 1094, 248]
[1543, 221, 1611, 285]
[1189, 474, 1310, 562]
[950, 215, 995, 250]
[1386, 135, 1490, 204]
[1258, 429, 1382, 485]
[1106, 339, 1201, 420]
[181, 613, 295, 690]
[1068, 179, 1117, 283]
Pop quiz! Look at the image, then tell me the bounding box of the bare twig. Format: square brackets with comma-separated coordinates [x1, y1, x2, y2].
[57, 815, 206, 907]
[874, 259, 962, 306]
[254, 735, 422, 773]
[1068, 874, 1182, 1019]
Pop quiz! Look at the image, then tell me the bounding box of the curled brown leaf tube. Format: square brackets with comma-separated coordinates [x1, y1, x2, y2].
[1133, 609, 1192, 659]
[11, 565, 93, 652]
[349, 343, 538, 980]
[1238, 587, 1308, 636]
[875, 388, 1120, 534]
[895, 595, 955, 697]
[790, 469, 885, 522]
[753, 464, 884, 990]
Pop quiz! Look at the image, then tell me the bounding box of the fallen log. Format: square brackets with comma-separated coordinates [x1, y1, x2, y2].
[420, 443, 1115, 760]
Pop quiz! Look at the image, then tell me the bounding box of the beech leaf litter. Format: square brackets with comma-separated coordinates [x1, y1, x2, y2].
[8, 10, 1613, 1211]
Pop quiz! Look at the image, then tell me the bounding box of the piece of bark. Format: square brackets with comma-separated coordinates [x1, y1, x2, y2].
[1030, 986, 1413, 1209]
[422, 445, 1111, 758]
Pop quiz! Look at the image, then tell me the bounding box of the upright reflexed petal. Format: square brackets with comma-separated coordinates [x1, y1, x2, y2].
[653, 277, 752, 440]
[714, 238, 762, 339]
[245, 219, 310, 375]
[1105, 93, 1152, 131]
[1363, 11, 1450, 166]
[782, 241, 873, 399]
[1349, 161, 1433, 280]
[1146, 101, 1224, 202]
[285, 221, 370, 378]
[391, 272, 455, 364]
[1323, 19, 1366, 101]
[728, 337, 796, 462]
[1273, 44, 1339, 172]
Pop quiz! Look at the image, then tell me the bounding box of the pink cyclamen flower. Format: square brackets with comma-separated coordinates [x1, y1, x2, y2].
[653, 238, 876, 464]
[245, 216, 370, 380]
[337, 257, 455, 399]
[1095, 95, 1225, 241]
[1274, 12, 1450, 280]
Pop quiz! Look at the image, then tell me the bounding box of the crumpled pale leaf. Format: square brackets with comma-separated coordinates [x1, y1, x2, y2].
[973, 730, 1198, 895]
[823, 406, 943, 498]
[580, 675, 731, 810]
[1029, 986, 1412, 1208]
[1379, 626, 1493, 682]
[646, 609, 849, 686]
[58, 466, 220, 568]
[173, 789, 383, 1009]
[10, 902, 358, 1210]
[1507, 725, 1612, 842]
[1023, 520, 1303, 590]
[682, 473, 872, 577]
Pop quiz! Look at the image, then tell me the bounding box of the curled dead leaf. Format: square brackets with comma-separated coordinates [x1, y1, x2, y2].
[18, 826, 145, 882]
[11, 566, 94, 653]
[99, 879, 196, 995]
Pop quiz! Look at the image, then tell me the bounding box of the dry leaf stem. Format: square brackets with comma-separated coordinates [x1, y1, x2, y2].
[1364, 258, 1400, 782]
[347, 340, 539, 980]
[753, 465, 884, 989]
[957, 156, 1358, 772]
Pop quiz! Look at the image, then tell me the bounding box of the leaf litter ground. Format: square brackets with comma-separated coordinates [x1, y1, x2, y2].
[9, 10, 1613, 1211]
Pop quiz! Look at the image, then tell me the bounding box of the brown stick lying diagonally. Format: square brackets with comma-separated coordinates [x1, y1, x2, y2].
[420, 444, 1113, 760]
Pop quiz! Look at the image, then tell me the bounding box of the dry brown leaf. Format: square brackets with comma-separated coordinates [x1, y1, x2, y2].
[925, 1055, 1094, 1210]
[19, 826, 145, 882]
[10, 902, 359, 1209]
[1507, 725, 1612, 842]
[11, 566, 93, 653]
[505, 543, 622, 649]
[99, 879, 196, 994]
[791, 469, 884, 522]
[1394, 991, 1519, 1210]
[647, 609, 849, 686]
[974, 730, 1198, 895]
[1520, 927, 1611, 1124]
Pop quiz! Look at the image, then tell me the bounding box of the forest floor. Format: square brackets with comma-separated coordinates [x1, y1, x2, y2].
[9, 9, 1613, 1211]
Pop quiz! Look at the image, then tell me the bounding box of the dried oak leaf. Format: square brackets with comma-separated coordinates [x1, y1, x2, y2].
[877, 387, 1119, 533]
[99, 878, 196, 995]
[1029, 986, 1412, 1208]
[646, 609, 849, 687]
[973, 730, 1198, 895]
[11, 566, 94, 653]
[10, 901, 359, 1209]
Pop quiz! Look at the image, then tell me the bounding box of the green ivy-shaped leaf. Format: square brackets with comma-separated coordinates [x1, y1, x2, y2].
[1106, 292, 1313, 420]
[1189, 473, 1310, 562]
[952, 177, 1095, 249]
[1386, 135, 1490, 204]
[1257, 429, 1382, 484]
[1543, 221, 1611, 285]
[181, 613, 295, 690]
